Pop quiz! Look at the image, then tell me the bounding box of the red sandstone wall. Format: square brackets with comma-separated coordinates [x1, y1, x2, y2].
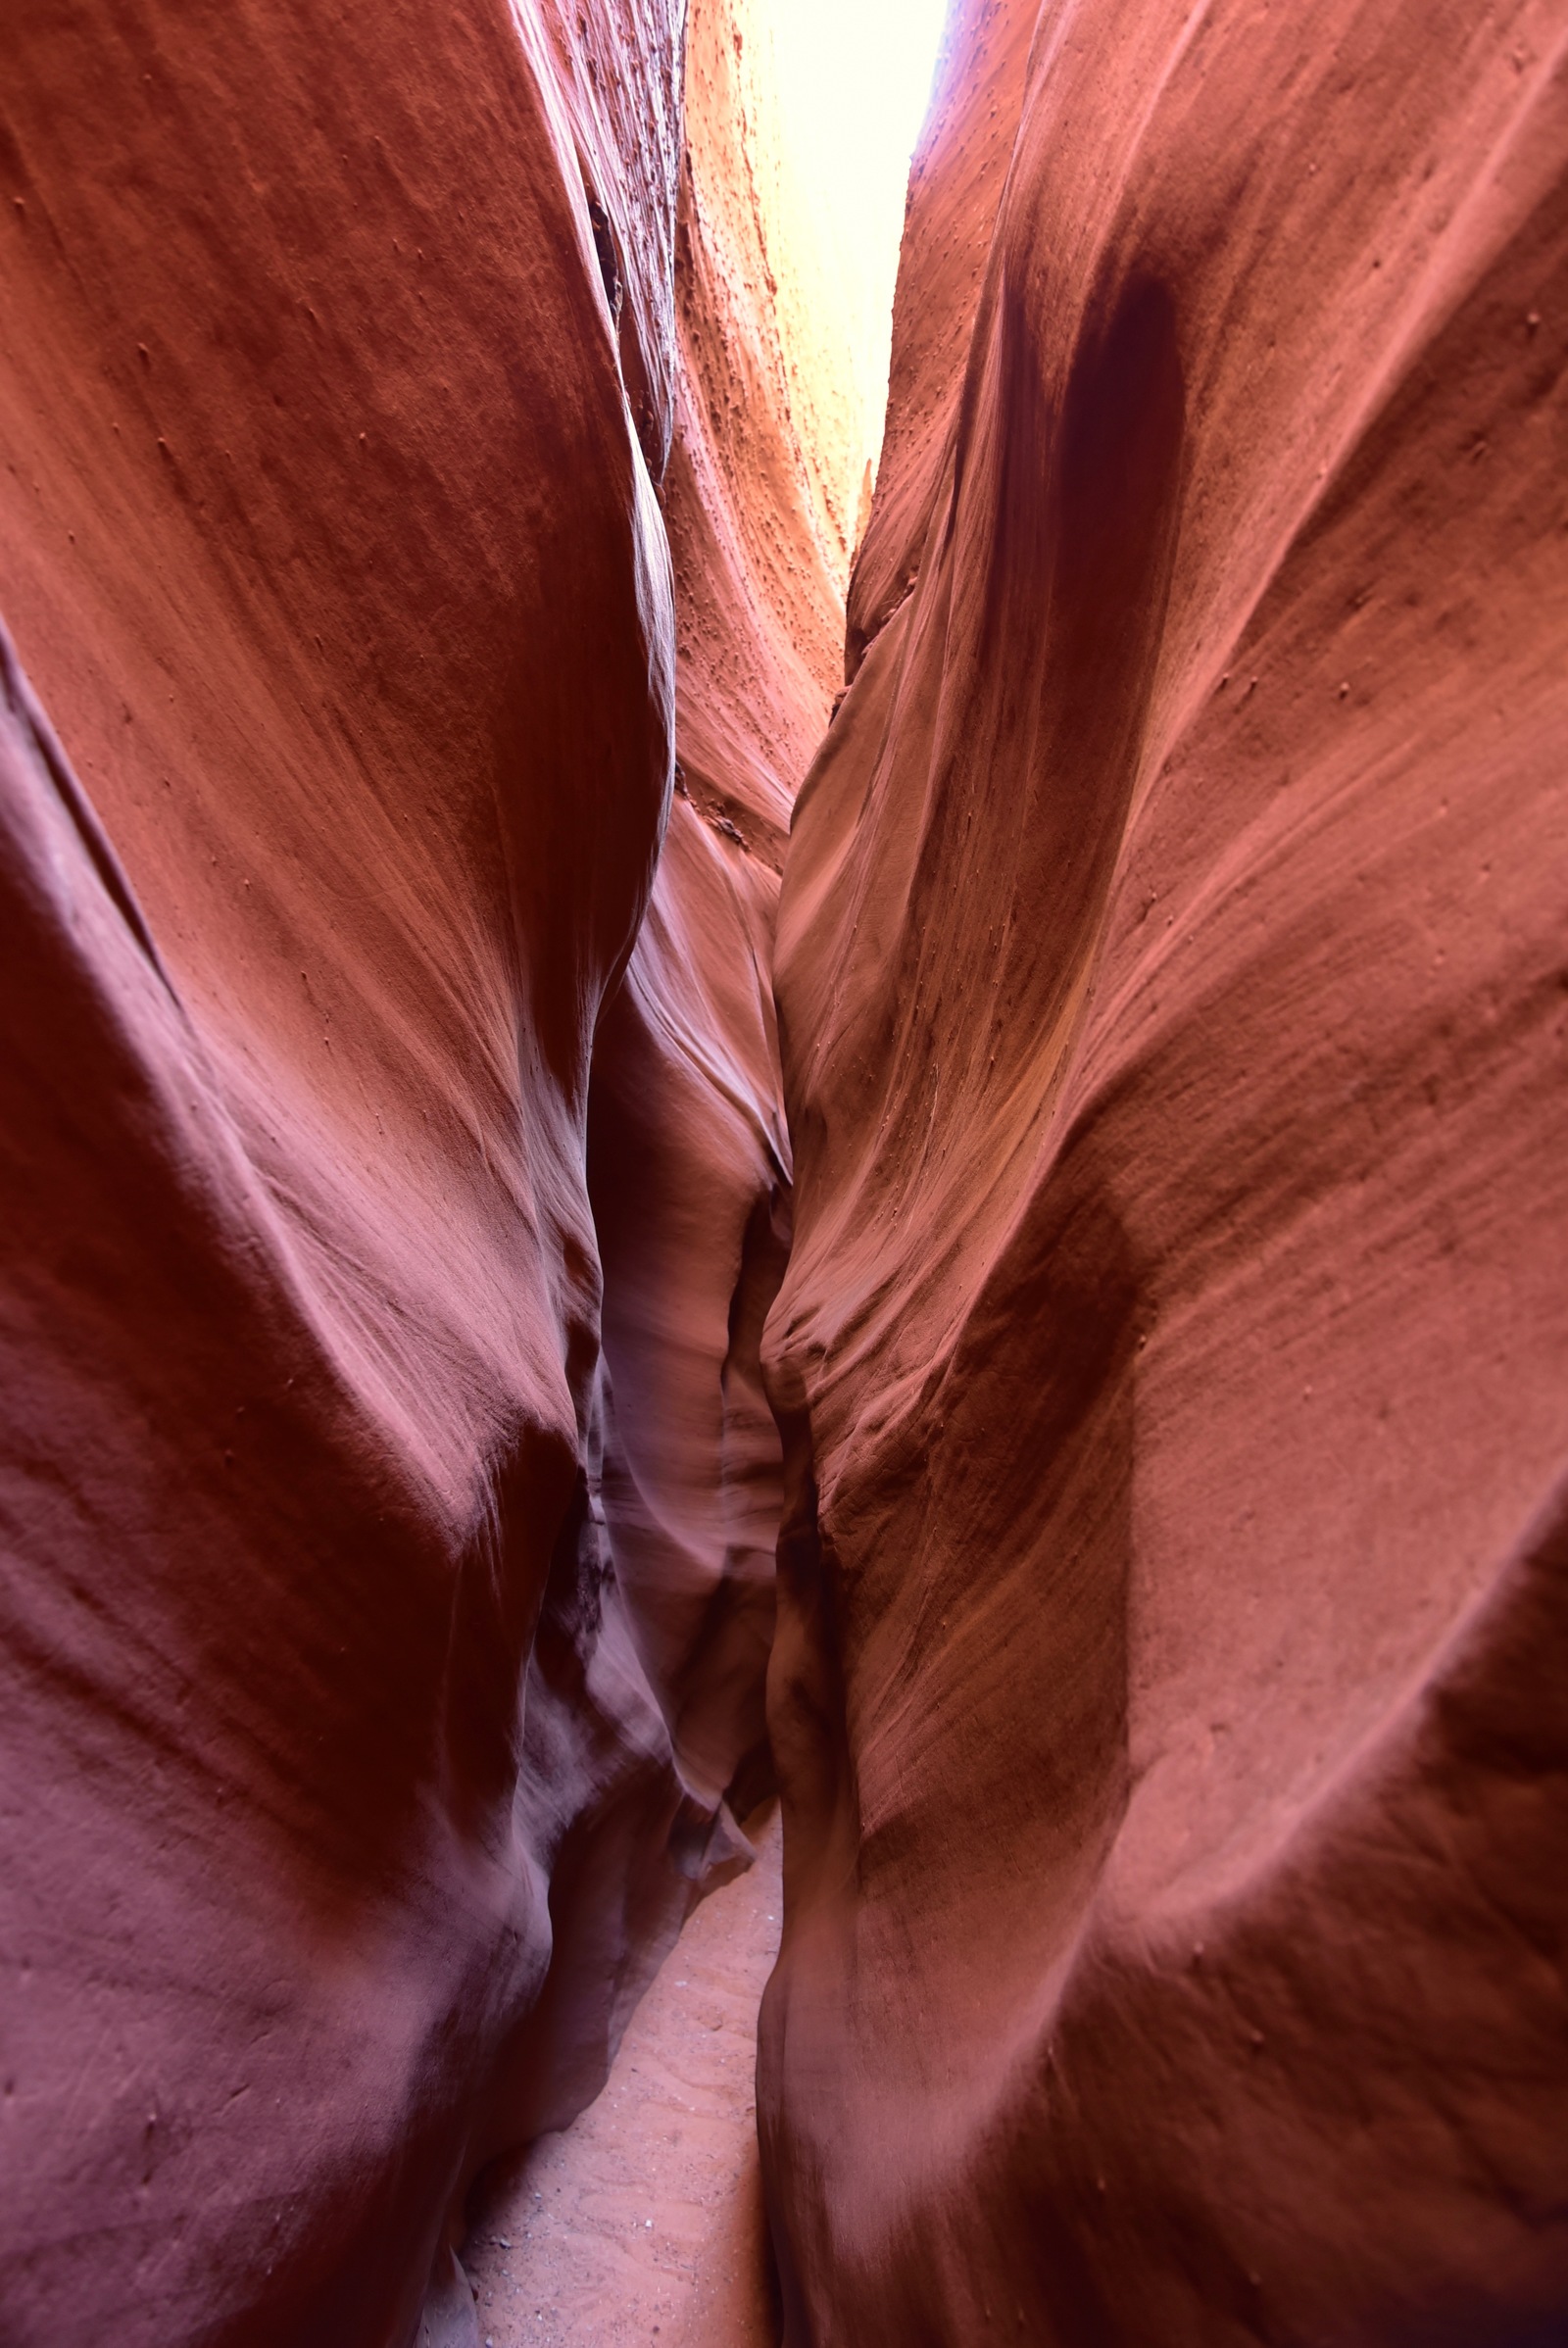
[762, 0, 1568, 2340]
[0, 1, 830, 2339]
[8, 0, 1567, 2337]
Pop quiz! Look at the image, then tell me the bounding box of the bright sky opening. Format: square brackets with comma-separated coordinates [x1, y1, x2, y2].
[761, 0, 950, 516]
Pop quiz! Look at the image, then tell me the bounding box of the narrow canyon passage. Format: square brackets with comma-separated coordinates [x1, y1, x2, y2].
[1, 0, 1566, 2344]
[466, 1816, 783, 2347]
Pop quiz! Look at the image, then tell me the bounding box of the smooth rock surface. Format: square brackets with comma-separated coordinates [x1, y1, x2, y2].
[761, 1, 1568, 2341]
[0, 0, 830, 2339]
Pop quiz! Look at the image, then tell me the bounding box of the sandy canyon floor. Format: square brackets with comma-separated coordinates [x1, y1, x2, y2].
[466, 1817, 783, 2347]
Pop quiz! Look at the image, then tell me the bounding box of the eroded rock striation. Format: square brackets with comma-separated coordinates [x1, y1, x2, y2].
[761, 1, 1568, 2341]
[0, 0, 831, 2338]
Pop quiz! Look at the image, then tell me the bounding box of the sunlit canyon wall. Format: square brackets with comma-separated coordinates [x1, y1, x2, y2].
[3, 1, 1567, 2345]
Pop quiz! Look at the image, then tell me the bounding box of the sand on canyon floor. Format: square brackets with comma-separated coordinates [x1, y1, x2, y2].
[466, 1814, 783, 2347]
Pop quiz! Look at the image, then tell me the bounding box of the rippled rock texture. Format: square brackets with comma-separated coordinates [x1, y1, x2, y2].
[0, 0, 832, 2339]
[760, 1, 1568, 2341]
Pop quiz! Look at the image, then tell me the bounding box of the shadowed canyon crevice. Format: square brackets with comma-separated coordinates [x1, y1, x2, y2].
[2, 2, 1566, 2345]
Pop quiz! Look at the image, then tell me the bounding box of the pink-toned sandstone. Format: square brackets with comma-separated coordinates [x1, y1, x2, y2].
[761, 2, 1568, 2339]
[0, 0, 828, 2337]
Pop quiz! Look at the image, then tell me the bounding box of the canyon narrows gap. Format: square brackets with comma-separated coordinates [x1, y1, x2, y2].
[2, 3, 1566, 2347]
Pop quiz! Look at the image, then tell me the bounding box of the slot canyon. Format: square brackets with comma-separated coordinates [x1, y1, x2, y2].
[1, 0, 1566, 2341]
